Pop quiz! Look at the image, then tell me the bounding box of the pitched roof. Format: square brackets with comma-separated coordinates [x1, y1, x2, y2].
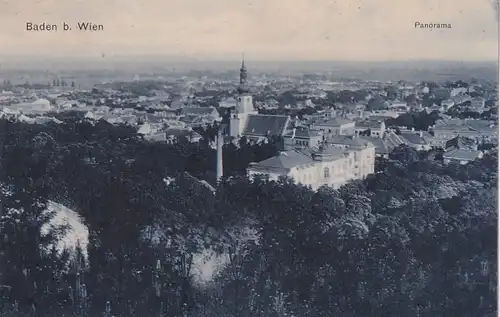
[219, 97, 238, 104]
[313, 145, 349, 159]
[384, 132, 407, 148]
[181, 107, 218, 116]
[251, 150, 312, 169]
[283, 128, 321, 139]
[356, 119, 384, 129]
[327, 135, 374, 148]
[445, 136, 477, 150]
[165, 128, 201, 138]
[421, 131, 434, 138]
[243, 114, 290, 137]
[315, 117, 354, 127]
[359, 136, 391, 154]
[465, 120, 496, 132]
[433, 123, 465, 132]
[443, 149, 482, 161]
[400, 132, 430, 145]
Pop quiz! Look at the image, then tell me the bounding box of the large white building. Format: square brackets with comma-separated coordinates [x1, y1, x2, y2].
[248, 136, 375, 190]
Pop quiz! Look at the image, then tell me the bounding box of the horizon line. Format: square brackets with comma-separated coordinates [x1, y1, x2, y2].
[0, 54, 498, 63]
[0, 59, 497, 66]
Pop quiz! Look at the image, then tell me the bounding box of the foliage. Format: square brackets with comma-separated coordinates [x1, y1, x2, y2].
[386, 110, 441, 130]
[0, 117, 496, 317]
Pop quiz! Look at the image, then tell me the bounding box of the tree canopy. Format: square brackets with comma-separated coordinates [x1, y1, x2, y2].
[0, 117, 496, 317]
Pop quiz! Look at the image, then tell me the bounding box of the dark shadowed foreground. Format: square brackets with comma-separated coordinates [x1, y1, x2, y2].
[0, 118, 497, 317]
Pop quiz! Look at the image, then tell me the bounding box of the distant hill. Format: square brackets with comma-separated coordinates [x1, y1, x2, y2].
[0, 55, 497, 81]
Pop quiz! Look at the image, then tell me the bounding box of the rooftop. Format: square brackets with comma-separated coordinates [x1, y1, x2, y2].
[443, 149, 482, 161]
[315, 117, 354, 127]
[181, 107, 218, 116]
[243, 114, 290, 137]
[356, 119, 384, 129]
[384, 132, 407, 148]
[284, 128, 322, 139]
[359, 136, 391, 154]
[165, 128, 201, 138]
[445, 136, 477, 151]
[251, 150, 312, 170]
[400, 132, 430, 145]
[327, 135, 375, 149]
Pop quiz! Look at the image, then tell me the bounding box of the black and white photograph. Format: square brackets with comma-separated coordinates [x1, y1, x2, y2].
[0, 0, 498, 316]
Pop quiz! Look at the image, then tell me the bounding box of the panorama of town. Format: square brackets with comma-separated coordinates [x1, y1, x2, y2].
[0, 59, 497, 317]
[1, 60, 498, 187]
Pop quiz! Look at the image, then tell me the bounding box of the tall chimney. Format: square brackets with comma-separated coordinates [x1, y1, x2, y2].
[292, 127, 296, 139]
[216, 127, 223, 182]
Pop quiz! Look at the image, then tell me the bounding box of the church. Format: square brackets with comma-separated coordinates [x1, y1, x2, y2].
[215, 58, 376, 189]
[228, 58, 290, 140]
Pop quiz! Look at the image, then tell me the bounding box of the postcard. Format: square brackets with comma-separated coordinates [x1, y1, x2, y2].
[0, 1, 498, 316]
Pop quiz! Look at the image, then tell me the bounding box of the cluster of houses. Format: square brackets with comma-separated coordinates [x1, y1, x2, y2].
[242, 107, 495, 188]
[0, 64, 497, 190]
[216, 61, 498, 189]
[0, 91, 220, 144]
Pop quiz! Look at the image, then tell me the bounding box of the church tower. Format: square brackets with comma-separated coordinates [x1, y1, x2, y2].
[230, 54, 257, 137]
[238, 57, 249, 93]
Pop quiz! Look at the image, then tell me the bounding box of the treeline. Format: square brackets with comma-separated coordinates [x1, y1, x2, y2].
[386, 110, 441, 131]
[0, 118, 497, 317]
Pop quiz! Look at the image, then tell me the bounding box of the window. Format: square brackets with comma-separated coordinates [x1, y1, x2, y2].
[324, 167, 330, 179]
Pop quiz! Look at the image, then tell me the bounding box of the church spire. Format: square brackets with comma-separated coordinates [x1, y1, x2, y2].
[238, 53, 249, 93]
[239, 53, 247, 85]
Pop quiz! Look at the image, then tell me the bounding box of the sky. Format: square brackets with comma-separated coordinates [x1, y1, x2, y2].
[0, 0, 498, 61]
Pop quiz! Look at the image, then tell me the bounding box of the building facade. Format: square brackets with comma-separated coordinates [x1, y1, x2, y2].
[355, 119, 386, 138]
[248, 137, 375, 190]
[431, 119, 498, 147]
[312, 118, 356, 139]
[283, 127, 323, 150]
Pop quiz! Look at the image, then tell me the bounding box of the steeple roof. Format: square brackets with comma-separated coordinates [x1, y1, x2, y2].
[238, 54, 250, 94]
[240, 53, 246, 70]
